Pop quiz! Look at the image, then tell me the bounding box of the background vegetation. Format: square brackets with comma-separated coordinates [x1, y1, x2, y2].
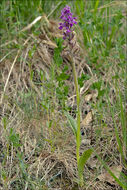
[0, 0, 126, 189]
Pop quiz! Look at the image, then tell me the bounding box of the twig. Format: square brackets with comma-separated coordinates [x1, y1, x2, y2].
[0, 50, 20, 105]
[0, 50, 15, 63]
[20, 1, 62, 33]
[0, 37, 31, 105]
[47, 1, 62, 19]
[0, 40, 17, 48]
[20, 16, 42, 32]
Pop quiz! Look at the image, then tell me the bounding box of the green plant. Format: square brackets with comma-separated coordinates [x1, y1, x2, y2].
[58, 5, 93, 187]
[69, 55, 93, 187]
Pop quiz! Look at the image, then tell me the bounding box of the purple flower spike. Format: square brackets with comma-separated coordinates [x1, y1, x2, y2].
[59, 5, 77, 40]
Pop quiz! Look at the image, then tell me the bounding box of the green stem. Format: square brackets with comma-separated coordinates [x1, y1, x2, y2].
[71, 57, 81, 163]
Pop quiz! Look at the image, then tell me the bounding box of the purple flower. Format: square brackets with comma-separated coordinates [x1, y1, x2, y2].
[59, 5, 77, 40]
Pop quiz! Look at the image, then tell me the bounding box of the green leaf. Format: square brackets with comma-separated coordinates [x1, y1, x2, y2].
[78, 149, 93, 179]
[2, 117, 7, 130]
[78, 73, 90, 88]
[94, 0, 99, 15]
[64, 111, 77, 138]
[57, 73, 69, 81]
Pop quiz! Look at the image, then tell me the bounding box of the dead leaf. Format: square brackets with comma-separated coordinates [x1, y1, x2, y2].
[92, 89, 98, 102]
[81, 111, 92, 128]
[102, 126, 113, 136]
[84, 94, 92, 102]
[88, 159, 98, 168]
[98, 165, 122, 184]
[84, 90, 98, 103]
[81, 139, 91, 145]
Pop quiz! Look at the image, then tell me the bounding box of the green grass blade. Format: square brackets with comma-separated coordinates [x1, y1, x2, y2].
[120, 171, 127, 187]
[119, 89, 127, 149]
[94, 0, 99, 15]
[121, 171, 127, 180]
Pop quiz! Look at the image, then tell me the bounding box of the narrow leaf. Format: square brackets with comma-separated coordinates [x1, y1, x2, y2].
[120, 171, 127, 180]
[64, 111, 77, 137]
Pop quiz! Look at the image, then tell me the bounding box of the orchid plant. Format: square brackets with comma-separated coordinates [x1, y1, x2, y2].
[59, 5, 93, 187]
